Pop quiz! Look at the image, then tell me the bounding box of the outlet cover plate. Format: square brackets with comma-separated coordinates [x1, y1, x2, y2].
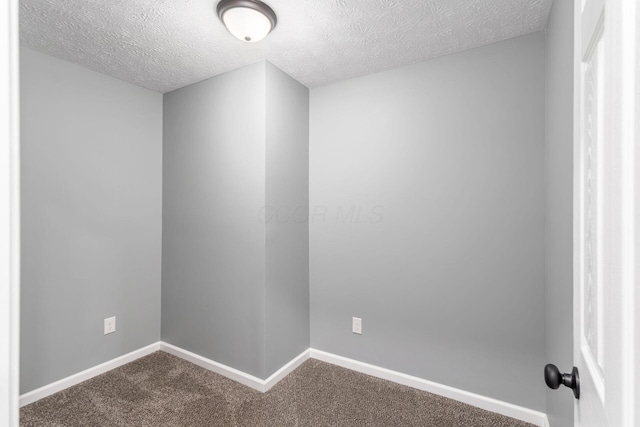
[352, 317, 362, 334]
[104, 316, 116, 335]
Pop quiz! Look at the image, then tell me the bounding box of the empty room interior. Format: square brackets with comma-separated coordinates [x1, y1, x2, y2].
[13, 0, 595, 425]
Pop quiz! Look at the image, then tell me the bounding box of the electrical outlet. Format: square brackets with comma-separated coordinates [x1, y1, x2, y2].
[352, 317, 362, 335]
[104, 316, 116, 335]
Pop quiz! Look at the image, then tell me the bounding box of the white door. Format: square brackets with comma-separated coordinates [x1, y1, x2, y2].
[573, 0, 638, 425]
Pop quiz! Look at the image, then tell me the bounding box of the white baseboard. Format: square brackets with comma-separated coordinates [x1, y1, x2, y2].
[19, 342, 160, 407]
[19, 342, 550, 427]
[263, 348, 310, 391]
[159, 341, 309, 393]
[309, 349, 550, 427]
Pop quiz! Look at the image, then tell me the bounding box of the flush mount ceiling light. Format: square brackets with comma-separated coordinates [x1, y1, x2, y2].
[217, 0, 277, 43]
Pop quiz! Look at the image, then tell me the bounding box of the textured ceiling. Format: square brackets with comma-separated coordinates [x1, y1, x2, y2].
[20, 0, 553, 92]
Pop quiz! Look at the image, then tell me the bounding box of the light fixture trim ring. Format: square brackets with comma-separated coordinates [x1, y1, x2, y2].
[217, 0, 278, 32]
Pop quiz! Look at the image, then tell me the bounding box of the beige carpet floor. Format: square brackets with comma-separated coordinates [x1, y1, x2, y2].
[21, 351, 535, 426]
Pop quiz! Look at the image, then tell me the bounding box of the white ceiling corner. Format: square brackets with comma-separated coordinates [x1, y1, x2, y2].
[19, 0, 553, 92]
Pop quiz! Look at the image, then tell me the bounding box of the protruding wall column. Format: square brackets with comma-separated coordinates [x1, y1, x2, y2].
[162, 61, 309, 379]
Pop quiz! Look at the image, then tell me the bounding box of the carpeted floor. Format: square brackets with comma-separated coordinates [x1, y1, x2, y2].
[21, 351, 535, 426]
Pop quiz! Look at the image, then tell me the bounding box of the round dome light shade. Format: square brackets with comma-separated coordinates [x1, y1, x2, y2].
[217, 0, 277, 43]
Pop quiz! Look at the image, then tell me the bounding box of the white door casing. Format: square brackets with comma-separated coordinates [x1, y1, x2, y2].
[573, 0, 638, 426]
[0, 0, 20, 425]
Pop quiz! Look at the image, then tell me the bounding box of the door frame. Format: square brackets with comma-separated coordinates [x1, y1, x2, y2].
[0, 0, 20, 425]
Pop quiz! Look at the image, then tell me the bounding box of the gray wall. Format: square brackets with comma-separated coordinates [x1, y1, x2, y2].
[162, 62, 267, 378]
[264, 62, 310, 376]
[162, 61, 311, 379]
[20, 48, 163, 393]
[545, 0, 574, 425]
[309, 32, 546, 411]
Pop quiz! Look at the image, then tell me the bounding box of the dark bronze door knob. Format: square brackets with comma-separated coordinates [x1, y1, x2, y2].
[544, 364, 580, 399]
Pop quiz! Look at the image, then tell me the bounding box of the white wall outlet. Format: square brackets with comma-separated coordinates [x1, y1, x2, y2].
[104, 316, 116, 335]
[352, 317, 362, 334]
